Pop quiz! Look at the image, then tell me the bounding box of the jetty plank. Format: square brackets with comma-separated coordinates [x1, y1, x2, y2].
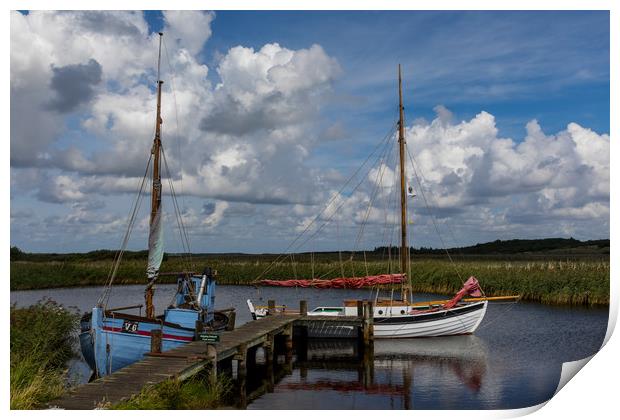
[49, 313, 367, 409]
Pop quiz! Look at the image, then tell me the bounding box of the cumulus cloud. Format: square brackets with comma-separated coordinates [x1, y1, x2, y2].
[47, 59, 102, 112]
[10, 11, 609, 252]
[202, 43, 341, 135]
[163, 11, 214, 56]
[404, 108, 609, 234]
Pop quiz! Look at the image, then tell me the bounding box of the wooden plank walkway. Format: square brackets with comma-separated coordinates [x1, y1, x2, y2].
[48, 315, 301, 409]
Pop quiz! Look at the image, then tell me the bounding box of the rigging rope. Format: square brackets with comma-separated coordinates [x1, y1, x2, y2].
[251, 122, 398, 282]
[406, 144, 464, 282]
[98, 154, 153, 308]
[161, 147, 194, 272]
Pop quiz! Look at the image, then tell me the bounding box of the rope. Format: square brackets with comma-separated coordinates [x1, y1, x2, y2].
[98, 154, 153, 308]
[406, 144, 464, 282]
[251, 122, 397, 282]
[292, 126, 395, 260]
[161, 147, 194, 272]
[161, 36, 189, 237]
[350, 130, 396, 261]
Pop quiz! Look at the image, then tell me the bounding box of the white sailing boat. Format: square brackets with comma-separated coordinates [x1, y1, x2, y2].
[248, 65, 517, 338]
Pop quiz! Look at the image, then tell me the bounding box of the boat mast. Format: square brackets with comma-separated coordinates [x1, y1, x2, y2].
[145, 32, 164, 318]
[397, 64, 410, 300]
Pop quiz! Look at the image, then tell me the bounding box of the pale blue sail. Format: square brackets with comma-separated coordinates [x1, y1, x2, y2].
[146, 206, 164, 280]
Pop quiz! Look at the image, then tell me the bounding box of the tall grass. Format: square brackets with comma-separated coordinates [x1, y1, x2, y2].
[11, 255, 610, 306]
[112, 374, 233, 409]
[10, 300, 79, 409]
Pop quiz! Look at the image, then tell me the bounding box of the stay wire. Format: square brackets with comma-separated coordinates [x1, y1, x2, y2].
[98, 153, 153, 308]
[290, 125, 395, 267]
[406, 145, 463, 282]
[161, 146, 194, 272]
[251, 121, 398, 283]
[161, 35, 188, 225]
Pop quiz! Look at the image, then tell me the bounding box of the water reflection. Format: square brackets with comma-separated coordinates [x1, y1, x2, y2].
[11, 285, 608, 409]
[245, 336, 489, 410]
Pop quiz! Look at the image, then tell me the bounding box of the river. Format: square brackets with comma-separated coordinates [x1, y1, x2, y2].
[10, 284, 608, 410]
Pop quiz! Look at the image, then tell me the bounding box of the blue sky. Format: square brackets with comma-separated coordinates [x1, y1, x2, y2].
[203, 11, 609, 133]
[10, 10, 610, 253]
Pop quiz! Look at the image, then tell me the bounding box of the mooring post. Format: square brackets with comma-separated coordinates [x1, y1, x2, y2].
[226, 311, 236, 331]
[150, 328, 162, 353]
[195, 319, 204, 339]
[234, 344, 248, 379]
[284, 324, 294, 365]
[234, 344, 249, 408]
[299, 300, 307, 315]
[247, 346, 257, 371]
[363, 301, 372, 346]
[362, 340, 374, 388]
[268, 299, 276, 315]
[265, 333, 275, 365]
[367, 300, 374, 343]
[206, 343, 217, 384]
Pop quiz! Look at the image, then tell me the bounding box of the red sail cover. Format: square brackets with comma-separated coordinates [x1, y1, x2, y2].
[258, 273, 404, 289]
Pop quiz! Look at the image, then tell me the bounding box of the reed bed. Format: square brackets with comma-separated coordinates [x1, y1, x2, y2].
[10, 300, 80, 409]
[111, 374, 233, 409]
[10, 256, 609, 306]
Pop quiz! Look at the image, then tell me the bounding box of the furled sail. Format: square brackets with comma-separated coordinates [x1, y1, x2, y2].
[146, 206, 164, 280]
[258, 273, 404, 289]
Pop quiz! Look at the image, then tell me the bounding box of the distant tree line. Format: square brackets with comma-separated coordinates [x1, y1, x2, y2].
[373, 238, 610, 255]
[10, 238, 609, 262]
[10, 247, 168, 262]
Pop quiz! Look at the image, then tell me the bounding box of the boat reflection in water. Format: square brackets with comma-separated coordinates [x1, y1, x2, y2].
[246, 336, 489, 409]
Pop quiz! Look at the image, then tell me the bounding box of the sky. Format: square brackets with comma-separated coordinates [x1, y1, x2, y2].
[9, 10, 610, 253]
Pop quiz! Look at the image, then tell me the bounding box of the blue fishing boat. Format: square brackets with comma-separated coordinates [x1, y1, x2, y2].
[79, 33, 233, 379]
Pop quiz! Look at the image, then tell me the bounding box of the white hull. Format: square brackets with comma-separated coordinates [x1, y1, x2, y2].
[247, 299, 488, 339]
[373, 301, 487, 338]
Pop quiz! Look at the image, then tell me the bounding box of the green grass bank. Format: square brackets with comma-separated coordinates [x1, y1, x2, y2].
[10, 300, 80, 409]
[11, 253, 610, 306]
[111, 374, 233, 409]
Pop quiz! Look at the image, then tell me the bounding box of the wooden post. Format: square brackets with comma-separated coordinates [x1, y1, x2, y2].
[367, 301, 374, 343]
[362, 339, 374, 388]
[284, 325, 293, 365]
[363, 302, 372, 346]
[247, 346, 257, 371]
[268, 300, 276, 314]
[226, 311, 236, 331]
[265, 333, 274, 365]
[233, 345, 248, 409]
[150, 329, 162, 353]
[195, 319, 204, 339]
[296, 326, 308, 362]
[206, 344, 217, 384]
[357, 300, 364, 317]
[299, 300, 307, 315]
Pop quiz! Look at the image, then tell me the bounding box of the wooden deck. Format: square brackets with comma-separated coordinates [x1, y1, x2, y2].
[49, 315, 301, 409]
[48, 301, 374, 410]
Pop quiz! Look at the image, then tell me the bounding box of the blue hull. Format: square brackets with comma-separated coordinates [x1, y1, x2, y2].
[80, 271, 231, 378]
[81, 307, 195, 377]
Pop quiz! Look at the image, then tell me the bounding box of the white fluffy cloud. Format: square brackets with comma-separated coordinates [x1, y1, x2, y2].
[405, 109, 609, 225]
[10, 11, 609, 252]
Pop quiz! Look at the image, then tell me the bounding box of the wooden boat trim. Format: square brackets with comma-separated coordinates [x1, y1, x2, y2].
[374, 301, 486, 324]
[103, 311, 196, 332]
[412, 295, 521, 307]
[343, 295, 520, 308]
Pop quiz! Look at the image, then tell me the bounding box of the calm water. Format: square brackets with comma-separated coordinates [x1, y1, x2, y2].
[11, 285, 609, 410]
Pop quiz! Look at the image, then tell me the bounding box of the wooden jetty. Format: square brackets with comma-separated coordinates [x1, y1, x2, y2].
[49, 300, 374, 409]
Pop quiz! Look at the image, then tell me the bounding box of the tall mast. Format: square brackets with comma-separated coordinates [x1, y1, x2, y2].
[151, 32, 164, 225]
[145, 32, 164, 318]
[397, 65, 410, 295]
